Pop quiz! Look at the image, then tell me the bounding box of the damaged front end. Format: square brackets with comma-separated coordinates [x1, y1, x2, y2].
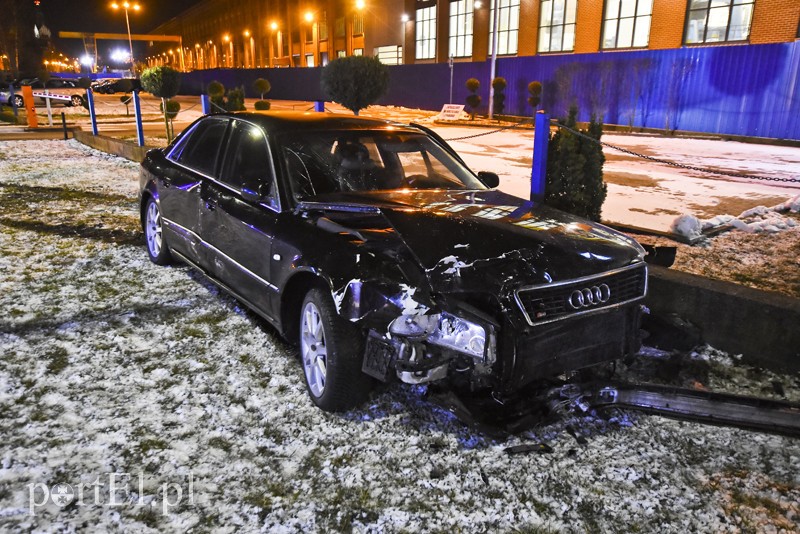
[363, 305, 499, 386]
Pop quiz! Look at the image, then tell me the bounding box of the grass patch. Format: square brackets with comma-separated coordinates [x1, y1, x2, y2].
[46, 346, 69, 374]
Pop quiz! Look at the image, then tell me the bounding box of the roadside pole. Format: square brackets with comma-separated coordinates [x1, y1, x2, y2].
[201, 94, 210, 115]
[44, 89, 54, 127]
[531, 111, 549, 203]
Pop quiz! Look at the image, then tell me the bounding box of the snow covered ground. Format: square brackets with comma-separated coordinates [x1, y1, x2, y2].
[1, 140, 799, 532]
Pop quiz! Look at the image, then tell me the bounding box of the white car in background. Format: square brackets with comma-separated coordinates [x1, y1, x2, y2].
[0, 78, 85, 108]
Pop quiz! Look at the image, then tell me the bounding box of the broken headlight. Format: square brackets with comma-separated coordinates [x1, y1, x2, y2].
[389, 312, 489, 361]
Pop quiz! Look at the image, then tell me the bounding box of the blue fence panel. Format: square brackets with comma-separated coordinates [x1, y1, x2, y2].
[179, 42, 799, 139]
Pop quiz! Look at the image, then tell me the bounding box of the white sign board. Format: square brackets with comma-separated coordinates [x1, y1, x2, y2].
[438, 104, 465, 121]
[32, 91, 71, 102]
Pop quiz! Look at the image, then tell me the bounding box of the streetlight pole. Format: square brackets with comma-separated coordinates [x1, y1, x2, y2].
[488, 0, 501, 119]
[111, 1, 140, 74]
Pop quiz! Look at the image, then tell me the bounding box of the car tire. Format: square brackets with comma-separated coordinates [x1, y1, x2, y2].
[70, 95, 84, 107]
[143, 197, 173, 265]
[299, 288, 373, 412]
[12, 95, 23, 108]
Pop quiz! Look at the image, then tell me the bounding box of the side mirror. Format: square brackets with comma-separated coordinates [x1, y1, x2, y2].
[477, 171, 500, 189]
[241, 172, 271, 203]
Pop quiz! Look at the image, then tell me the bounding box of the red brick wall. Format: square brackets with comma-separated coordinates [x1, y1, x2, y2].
[518, 0, 540, 56]
[649, 0, 687, 49]
[574, 0, 604, 53]
[750, 0, 800, 43]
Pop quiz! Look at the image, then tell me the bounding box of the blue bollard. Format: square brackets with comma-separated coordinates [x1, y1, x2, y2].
[314, 101, 325, 112]
[201, 94, 211, 115]
[132, 90, 145, 147]
[531, 111, 550, 203]
[86, 88, 98, 136]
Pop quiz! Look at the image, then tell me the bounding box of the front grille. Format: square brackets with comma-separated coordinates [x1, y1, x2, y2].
[515, 263, 647, 326]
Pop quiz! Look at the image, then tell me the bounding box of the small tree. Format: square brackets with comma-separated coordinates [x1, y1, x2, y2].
[544, 106, 607, 221]
[321, 55, 389, 115]
[159, 99, 181, 139]
[527, 81, 542, 114]
[140, 66, 182, 142]
[465, 78, 481, 120]
[117, 78, 134, 116]
[491, 77, 506, 117]
[207, 80, 225, 112]
[253, 78, 271, 110]
[254, 78, 271, 99]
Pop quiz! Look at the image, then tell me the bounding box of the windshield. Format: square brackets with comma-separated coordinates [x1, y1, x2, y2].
[278, 130, 486, 201]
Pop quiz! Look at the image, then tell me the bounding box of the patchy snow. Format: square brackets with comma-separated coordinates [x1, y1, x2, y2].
[2, 139, 800, 533]
[672, 194, 800, 240]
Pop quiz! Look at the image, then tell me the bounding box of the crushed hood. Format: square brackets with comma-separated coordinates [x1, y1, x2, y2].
[301, 190, 645, 293]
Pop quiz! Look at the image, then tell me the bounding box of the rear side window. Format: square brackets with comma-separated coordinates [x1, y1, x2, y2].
[175, 119, 229, 176]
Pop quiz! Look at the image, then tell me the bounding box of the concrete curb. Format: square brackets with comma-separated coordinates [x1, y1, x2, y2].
[645, 265, 800, 373]
[73, 130, 154, 162]
[72, 133, 800, 373]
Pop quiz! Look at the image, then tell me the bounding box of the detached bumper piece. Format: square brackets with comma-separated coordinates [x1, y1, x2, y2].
[591, 383, 800, 438]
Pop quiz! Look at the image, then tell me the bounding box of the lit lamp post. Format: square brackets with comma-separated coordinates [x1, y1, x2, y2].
[110, 1, 141, 73]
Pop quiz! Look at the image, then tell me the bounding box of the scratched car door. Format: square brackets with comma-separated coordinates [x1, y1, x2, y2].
[199, 119, 281, 318]
[161, 117, 230, 266]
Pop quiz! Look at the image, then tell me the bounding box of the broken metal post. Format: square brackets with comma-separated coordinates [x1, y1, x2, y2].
[531, 111, 549, 203]
[132, 89, 144, 147]
[201, 94, 210, 115]
[86, 87, 98, 136]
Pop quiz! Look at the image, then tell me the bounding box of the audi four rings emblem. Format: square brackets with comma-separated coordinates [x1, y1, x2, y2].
[568, 284, 611, 309]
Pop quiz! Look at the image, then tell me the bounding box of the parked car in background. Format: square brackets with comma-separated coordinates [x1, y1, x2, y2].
[0, 77, 84, 108]
[93, 78, 141, 94]
[139, 112, 648, 412]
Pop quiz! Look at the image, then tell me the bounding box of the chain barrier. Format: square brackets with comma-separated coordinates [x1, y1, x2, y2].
[555, 122, 800, 184]
[444, 119, 533, 141]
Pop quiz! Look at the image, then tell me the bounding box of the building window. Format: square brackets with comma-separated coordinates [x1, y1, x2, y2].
[684, 0, 755, 44]
[319, 11, 328, 40]
[375, 45, 403, 65]
[449, 0, 474, 58]
[538, 0, 576, 52]
[306, 54, 315, 67]
[602, 0, 652, 49]
[416, 6, 437, 59]
[489, 0, 520, 55]
[337, 50, 346, 58]
[335, 17, 346, 37]
[354, 13, 365, 35]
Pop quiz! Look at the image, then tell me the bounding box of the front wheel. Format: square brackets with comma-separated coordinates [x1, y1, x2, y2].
[12, 95, 23, 108]
[70, 94, 84, 107]
[299, 288, 373, 411]
[143, 197, 173, 265]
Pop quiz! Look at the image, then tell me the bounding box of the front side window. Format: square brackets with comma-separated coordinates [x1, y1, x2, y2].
[416, 6, 437, 60]
[538, 0, 577, 53]
[220, 120, 279, 209]
[449, 0, 474, 58]
[279, 130, 487, 202]
[602, 0, 653, 49]
[489, 0, 520, 55]
[684, 0, 755, 44]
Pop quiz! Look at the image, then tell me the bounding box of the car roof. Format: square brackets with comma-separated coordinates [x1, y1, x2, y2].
[212, 111, 417, 134]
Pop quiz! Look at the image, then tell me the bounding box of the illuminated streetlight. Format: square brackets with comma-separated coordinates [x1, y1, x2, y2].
[111, 1, 141, 71]
[304, 11, 314, 22]
[270, 21, 278, 31]
[355, 0, 365, 9]
[401, 13, 409, 22]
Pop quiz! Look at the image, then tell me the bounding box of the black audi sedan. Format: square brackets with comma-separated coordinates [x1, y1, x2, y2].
[139, 112, 647, 411]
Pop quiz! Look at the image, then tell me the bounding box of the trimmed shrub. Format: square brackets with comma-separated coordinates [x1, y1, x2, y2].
[254, 100, 271, 111]
[159, 99, 181, 119]
[545, 106, 607, 222]
[465, 78, 481, 120]
[527, 81, 542, 113]
[321, 55, 389, 115]
[225, 87, 246, 111]
[207, 80, 225, 112]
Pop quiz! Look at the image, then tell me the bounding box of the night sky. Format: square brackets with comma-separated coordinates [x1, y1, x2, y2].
[40, 0, 203, 62]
